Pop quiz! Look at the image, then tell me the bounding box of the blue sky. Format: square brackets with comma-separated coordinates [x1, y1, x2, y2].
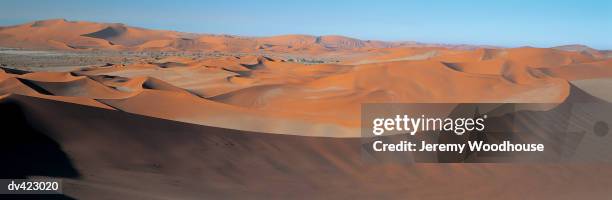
[1, 0, 610, 49]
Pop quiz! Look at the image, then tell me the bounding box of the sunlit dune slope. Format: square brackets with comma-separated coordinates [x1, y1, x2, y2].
[2, 46, 611, 137]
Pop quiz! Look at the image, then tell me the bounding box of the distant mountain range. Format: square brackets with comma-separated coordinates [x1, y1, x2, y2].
[0, 19, 506, 53]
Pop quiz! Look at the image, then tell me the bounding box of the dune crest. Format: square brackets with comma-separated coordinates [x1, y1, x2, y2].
[1, 19, 611, 137]
[3, 48, 607, 137]
[0, 19, 503, 53]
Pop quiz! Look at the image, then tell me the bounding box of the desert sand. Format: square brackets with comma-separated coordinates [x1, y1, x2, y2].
[1, 19, 612, 199]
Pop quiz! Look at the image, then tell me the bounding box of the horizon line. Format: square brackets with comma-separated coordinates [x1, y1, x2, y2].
[0, 18, 608, 51]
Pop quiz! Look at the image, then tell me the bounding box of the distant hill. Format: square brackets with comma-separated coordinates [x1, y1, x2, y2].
[553, 44, 606, 58]
[0, 19, 498, 53]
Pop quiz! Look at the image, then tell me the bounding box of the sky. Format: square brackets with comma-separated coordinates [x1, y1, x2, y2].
[1, 0, 611, 49]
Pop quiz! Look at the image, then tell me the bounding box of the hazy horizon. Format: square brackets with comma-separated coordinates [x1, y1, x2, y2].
[1, 0, 611, 49]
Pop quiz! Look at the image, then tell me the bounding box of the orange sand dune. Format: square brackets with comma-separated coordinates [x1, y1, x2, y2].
[0, 77, 42, 96]
[1, 68, 114, 108]
[539, 59, 612, 80]
[2, 18, 612, 200]
[3, 41, 610, 138]
[211, 59, 569, 122]
[1, 19, 611, 138]
[2, 19, 609, 65]
[553, 44, 606, 58]
[91, 75, 192, 94]
[0, 19, 119, 50]
[6, 43, 608, 137]
[0, 19, 178, 50]
[253, 34, 393, 53]
[0, 68, 14, 82]
[76, 64, 247, 98]
[78, 56, 354, 98]
[344, 47, 444, 64]
[0, 19, 494, 54]
[1, 51, 588, 137]
[81, 23, 179, 46]
[384, 47, 612, 84]
[97, 88, 358, 136]
[0, 77, 113, 109]
[3, 68, 359, 137]
[17, 72, 135, 99]
[3, 93, 612, 199]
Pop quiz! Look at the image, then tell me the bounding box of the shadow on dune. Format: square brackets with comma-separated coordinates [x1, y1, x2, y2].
[1, 82, 612, 198]
[437, 84, 612, 163]
[0, 99, 80, 179]
[15, 79, 54, 95]
[0, 67, 30, 75]
[0, 98, 80, 199]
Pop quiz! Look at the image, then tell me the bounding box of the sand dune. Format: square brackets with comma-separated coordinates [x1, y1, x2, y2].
[0, 77, 42, 96]
[92, 75, 191, 94]
[4, 91, 612, 199]
[211, 59, 569, 122]
[81, 23, 179, 46]
[1, 69, 114, 108]
[2, 20, 609, 71]
[572, 78, 612, 102]
[2, 18, 612, 199]
[2, 67, 360, 137]
[17, 72, 135, 99]
[66, 52, 574, 127]
[3, 46, 607, 137]
[553, 44, 605, 58]
[436, 83, 612, 162]
[0, 19, 178, 50]
[0, 78, 114, 109]
[0, 19, 500, 54]
[539, 59, 612, 80]
[0, 19, 118, 50]
[75, 63, 248, 98]
[1, 52, 602, 139]
[97, 89, 358, 136]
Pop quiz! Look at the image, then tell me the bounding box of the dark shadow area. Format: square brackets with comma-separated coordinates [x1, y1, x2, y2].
[440, 62, 463, 71]
[0, 99, 80, 179]
[0, 67, 31, 75]
[436, 85, 612, 163]
[15, 79, 54, 95]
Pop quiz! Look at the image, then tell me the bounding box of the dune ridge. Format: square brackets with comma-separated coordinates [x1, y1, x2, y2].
[2, 45, 611, 137]
[3, 88, 612, 199]
[1, 18, 612, 200]
[0, 19, 514, 54]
